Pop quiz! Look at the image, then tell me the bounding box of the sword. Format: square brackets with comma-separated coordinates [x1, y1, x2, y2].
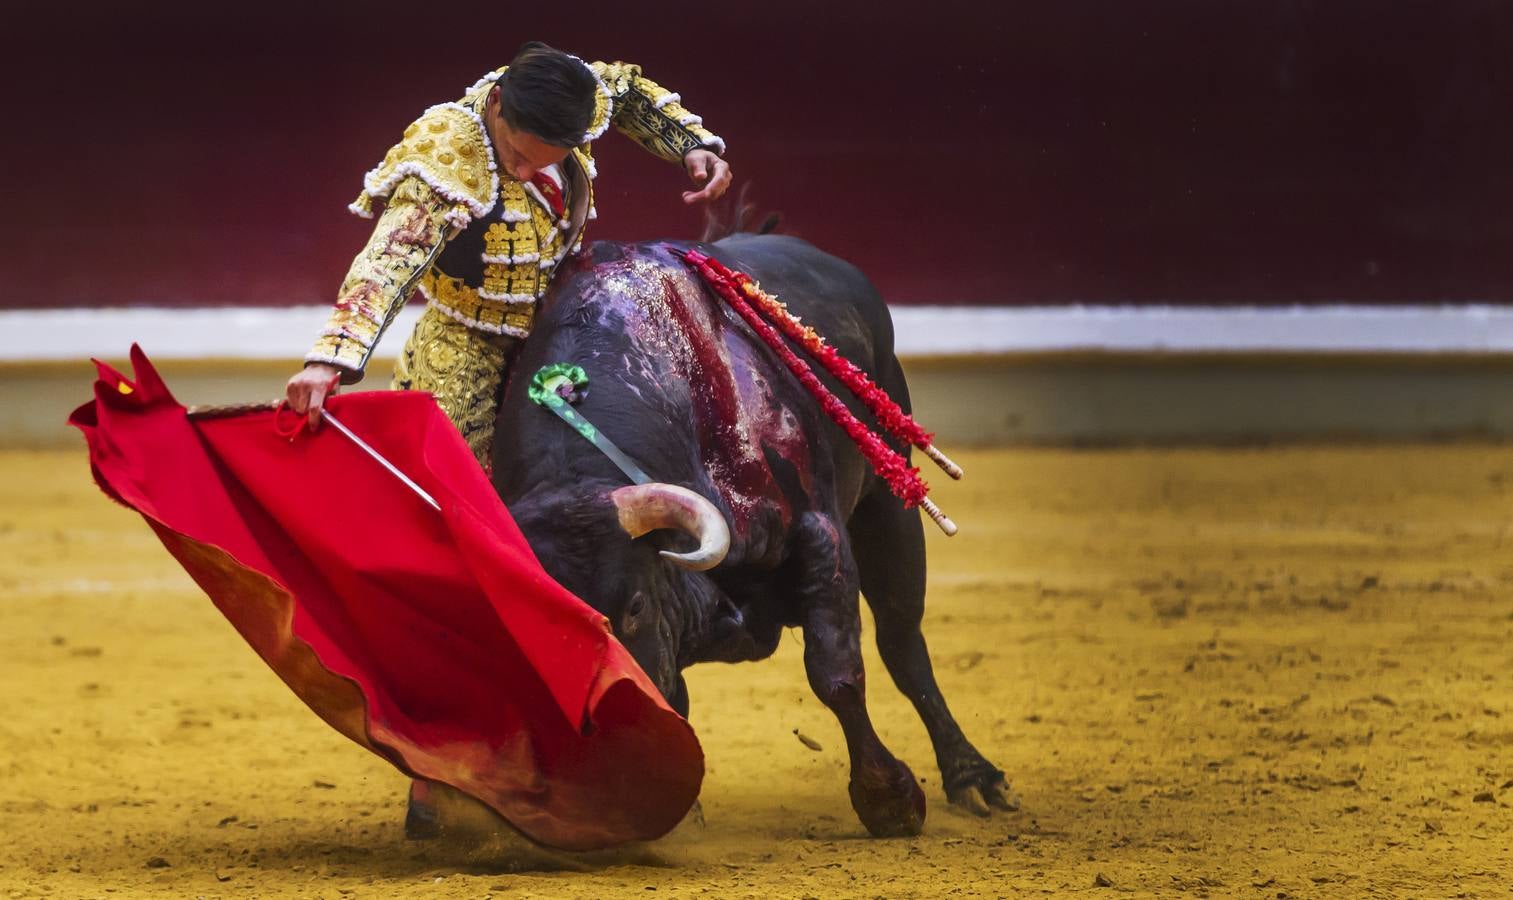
[187, 400, 442, 512]
[320, 409, 441, 512]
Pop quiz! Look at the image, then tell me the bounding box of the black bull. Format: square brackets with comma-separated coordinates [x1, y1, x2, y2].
[492, 234, 1010, 836]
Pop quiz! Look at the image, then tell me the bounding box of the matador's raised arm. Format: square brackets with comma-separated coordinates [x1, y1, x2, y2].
[590, 61, 727, 162]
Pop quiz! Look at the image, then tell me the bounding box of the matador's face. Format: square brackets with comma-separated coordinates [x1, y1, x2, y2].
[485, 86, 571, 183]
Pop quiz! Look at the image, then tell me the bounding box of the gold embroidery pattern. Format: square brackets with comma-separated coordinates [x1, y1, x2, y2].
[416, 268, 536, 338]
[591, 62, 726, 161]
[572, 145, 598, 184]
[392, 304, 518, 468]
[479, 182, 561, 302]
[351, 104, 496, 224]
[308, 177, 451, 379]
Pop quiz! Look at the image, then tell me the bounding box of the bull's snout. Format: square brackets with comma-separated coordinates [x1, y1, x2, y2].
[616, 590, 680, 701]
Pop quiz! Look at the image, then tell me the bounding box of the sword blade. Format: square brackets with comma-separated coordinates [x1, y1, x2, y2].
[320, 409, 441, 512]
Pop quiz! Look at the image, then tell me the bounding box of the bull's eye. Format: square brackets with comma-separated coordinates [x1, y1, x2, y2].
[622, 592, 649, 636]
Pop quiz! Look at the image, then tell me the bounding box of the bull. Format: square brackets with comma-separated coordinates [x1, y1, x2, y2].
[485, 232, 1010, 837]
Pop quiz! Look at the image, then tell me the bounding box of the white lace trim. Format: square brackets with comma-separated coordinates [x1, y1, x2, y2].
[653, 91, 681, 110]
[425, 296, 533, 339]
[481, 251, 540, 265]
[539, 244, 572, 269]
[477, 287, 539, 303]
[303, 352, 363, 371]
[700, 133, 727, 157]
[357, 102, 499, 225]
[569, 54, 615, 143]
[466, 68, 506, 96]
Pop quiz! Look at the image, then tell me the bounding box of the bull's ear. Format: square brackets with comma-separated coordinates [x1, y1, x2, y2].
[610, 484, 730, 571]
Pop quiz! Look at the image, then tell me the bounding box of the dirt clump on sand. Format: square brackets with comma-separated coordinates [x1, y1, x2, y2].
[0, 444, 1510, 897]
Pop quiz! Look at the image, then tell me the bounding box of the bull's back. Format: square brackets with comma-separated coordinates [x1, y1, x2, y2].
[705, 234, 908, 513]
[706, 234, 897, 380]
[495, 236, 902, 524]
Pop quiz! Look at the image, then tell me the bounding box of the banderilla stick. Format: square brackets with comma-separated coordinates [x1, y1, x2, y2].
[921, 498, 958, 536]
[922, 444, 964, 480]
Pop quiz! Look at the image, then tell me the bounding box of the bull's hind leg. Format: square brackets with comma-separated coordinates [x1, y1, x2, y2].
[794, 511, 925, 837]
[849, 487, 1016, 816]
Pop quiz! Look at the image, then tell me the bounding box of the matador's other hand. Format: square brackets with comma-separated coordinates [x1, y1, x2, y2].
[286, 363, 342, 431]
[682, 149, 732, 205]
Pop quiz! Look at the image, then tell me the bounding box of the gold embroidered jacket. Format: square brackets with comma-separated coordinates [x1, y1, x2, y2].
[307, 62, 725, 381]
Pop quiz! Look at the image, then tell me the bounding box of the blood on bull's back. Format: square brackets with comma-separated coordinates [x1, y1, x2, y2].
[493, 235, 893, 530]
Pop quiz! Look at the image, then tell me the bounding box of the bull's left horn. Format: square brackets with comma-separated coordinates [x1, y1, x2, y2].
[610, 483, 732, 571]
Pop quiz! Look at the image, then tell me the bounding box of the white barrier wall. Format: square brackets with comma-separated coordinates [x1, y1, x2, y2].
[4, 306, 1513, 360]
[5, 306, 1512, 448]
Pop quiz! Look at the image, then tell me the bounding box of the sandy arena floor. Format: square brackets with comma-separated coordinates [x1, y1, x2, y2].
[1, 443, 1510, 898]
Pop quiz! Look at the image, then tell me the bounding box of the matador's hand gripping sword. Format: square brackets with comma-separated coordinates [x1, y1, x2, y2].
[244, 400, 444, 513]
[319, 409, 441, 511]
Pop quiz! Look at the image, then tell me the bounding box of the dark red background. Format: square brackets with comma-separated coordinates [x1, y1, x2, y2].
[2, 1, 1509, 308]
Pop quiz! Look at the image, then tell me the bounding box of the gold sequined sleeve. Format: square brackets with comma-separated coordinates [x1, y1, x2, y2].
[305, 176, 452, 383]
[591, 61, 727, 162]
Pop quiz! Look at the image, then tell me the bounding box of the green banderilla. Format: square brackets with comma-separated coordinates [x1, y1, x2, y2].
[528, 363, 652, 486]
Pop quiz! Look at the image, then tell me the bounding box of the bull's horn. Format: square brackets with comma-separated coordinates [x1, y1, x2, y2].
[610, 483, 731, 571]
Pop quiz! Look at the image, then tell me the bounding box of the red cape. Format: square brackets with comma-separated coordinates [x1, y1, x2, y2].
[68, 347, 703, 850]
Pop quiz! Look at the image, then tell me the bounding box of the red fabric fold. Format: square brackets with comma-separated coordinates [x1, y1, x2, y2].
[68, 346, 703, 851]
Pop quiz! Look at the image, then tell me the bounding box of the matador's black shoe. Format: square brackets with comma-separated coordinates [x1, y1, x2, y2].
[404, 783, 442, 841]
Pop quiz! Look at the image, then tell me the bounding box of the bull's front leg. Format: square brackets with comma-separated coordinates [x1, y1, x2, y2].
[794, 511, 925, 837]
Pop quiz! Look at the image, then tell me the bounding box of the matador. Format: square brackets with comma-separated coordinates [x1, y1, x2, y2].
[285, 42, 730, 466]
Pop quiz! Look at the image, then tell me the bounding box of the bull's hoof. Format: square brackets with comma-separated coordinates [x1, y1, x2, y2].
[945, 766, 1018, 817]
[849, 760, 927, 838]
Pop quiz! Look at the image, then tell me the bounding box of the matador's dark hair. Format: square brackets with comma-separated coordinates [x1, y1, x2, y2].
[495, 42, 598, 149]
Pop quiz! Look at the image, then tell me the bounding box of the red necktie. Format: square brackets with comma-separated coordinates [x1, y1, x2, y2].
[530, 173, 565, 219]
